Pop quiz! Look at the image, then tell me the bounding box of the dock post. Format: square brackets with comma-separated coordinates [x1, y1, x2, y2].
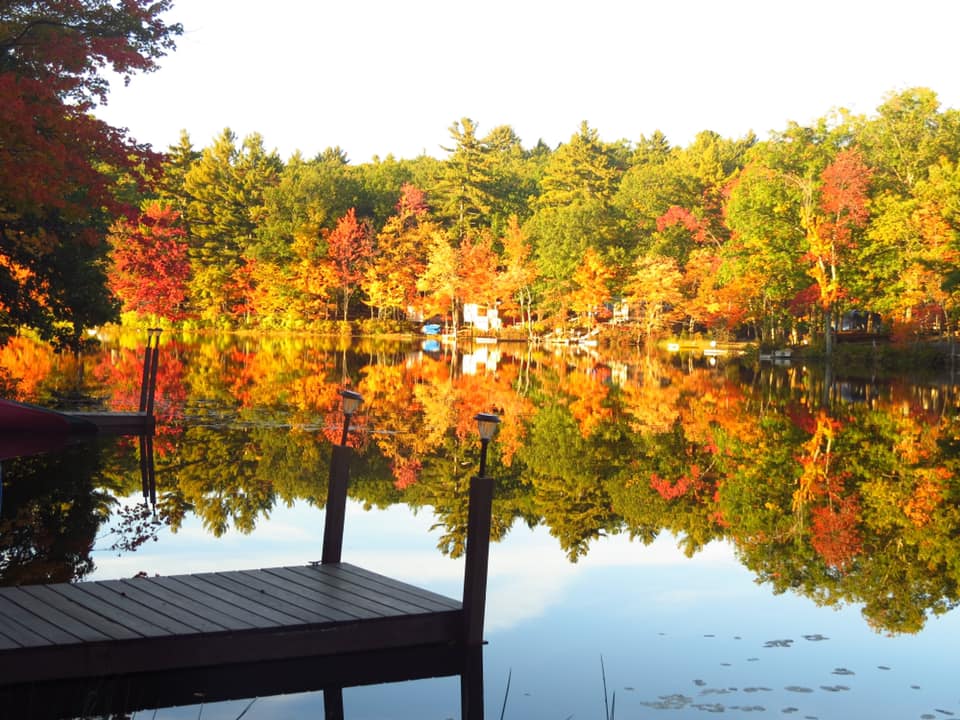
[321, 390, 363, 564]
[462, 412, 500, 646]
[321, 445, 350, 564]
[462, 473, 493, 645]
[460, 644, 485, 720]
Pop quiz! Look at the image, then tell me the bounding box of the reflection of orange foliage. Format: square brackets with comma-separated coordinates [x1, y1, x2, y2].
[650, 471, 692, 500]
[793, 410, 843, 513]
[0, 336, 55, 399]
[393, 457, 422, 490]
[903, 468, 948, 527]
[810, 495, 861, 570]
[561, 367, 612, 438]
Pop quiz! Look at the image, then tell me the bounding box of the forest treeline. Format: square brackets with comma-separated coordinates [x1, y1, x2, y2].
[107, 90, 960, 360]
[3, 5, 960, 352]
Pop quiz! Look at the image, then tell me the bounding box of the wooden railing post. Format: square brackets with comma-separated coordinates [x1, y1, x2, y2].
[321, 444, 351, 564]
[462, 473, 493, 645]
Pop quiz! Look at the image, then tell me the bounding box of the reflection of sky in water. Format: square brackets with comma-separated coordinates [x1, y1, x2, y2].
[92, 500, 960, 719]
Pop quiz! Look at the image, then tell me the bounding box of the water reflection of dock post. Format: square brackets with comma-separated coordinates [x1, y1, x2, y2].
[138, 328, 162, 416]
[138, 433, 156, 508]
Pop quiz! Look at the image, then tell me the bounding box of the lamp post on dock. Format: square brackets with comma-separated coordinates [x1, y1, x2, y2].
[322, 389, 363, 564]
[339, 389, 362, 446]
[463, 412, 500, 646]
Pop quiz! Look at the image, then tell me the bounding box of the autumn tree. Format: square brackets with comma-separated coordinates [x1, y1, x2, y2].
[804, 149, 872, 355]
[496, 216, 538, 333]
[624, 255, 684, 346]
[362, 184, 432, 320]
[326, 208, 374, 321]
[0, 1, 182, 344]
[108, 201, 191, 321]
[569, 247, 615, 325]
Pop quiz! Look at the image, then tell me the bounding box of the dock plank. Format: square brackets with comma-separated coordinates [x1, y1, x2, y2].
[7, 586, 128, 642]
[95, 579, 232, 633]
[67, 582, 196, 636]
[0, 595, 79, 646]
[195, 571, 344, 624]
[261, 566, 397, 619]
[46, 584, 172, 638]
[336, 564, 462, 609]
[320, 563, 461, 611]
[168, 573, 307, 626]
[292, 564, 447, 615]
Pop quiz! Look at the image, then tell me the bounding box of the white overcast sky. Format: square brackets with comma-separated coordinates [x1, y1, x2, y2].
[95, 0, 960, 164]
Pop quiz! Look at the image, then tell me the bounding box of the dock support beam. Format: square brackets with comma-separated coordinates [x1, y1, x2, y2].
[462, 473, 493, 646]
[322, 445, 351, 564]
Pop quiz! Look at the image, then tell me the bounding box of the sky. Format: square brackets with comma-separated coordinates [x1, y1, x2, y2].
[95, 0, 960, 164]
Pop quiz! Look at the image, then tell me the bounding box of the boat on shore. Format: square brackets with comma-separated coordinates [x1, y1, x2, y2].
[0, 398, 98, 433]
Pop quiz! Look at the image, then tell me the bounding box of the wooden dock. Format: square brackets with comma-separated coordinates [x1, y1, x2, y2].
[0, 562, 462, 685]
[0, 426, 495, 718]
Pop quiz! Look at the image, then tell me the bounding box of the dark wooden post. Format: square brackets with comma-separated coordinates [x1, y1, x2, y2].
[324, 687, 344, 720]
[462, 473, 493, 645]
[322, 444, 351, 564]
[460, 643, 485, 720]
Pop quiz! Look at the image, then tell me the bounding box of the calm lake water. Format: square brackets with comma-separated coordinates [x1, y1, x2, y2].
[2, 331, 960, 718]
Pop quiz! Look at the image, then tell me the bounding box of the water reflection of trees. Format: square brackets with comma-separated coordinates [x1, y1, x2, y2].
[8, 334, 960, 633]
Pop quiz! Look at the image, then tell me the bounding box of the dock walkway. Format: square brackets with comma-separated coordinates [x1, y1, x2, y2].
[0, 411, 496, 720]
[0, 562, 462, 685]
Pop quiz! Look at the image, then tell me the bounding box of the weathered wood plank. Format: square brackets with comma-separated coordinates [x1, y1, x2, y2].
[46, 584, 172, 639]
[260, 567, 395, 619]
[0, 607, 54, 649]
[230, 568, 363, 621]
[305, 564, 455, 614]
[329, 563, 461, 611]
[67, 582, 198, 636]
[335, 563, 462, 609]
[95, 579, 232, 633]
[198, 571, 346, 624]
[168, 573, 307, 626]
[124, 576, 265, 629]
[7, 586, 130, 642]
[0, 594, 79, 646]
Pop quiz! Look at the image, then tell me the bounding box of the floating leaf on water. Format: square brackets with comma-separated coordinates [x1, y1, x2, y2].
[691, 702, 726, 713]
[640, 694, 692, 710]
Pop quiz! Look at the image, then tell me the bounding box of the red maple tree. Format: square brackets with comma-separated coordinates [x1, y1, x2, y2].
[109, 202, 191, 320]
